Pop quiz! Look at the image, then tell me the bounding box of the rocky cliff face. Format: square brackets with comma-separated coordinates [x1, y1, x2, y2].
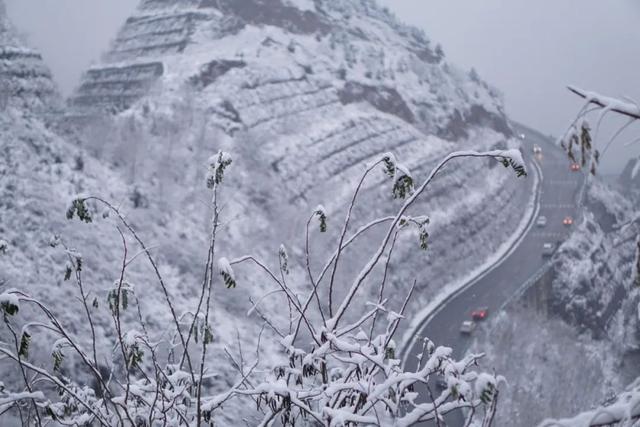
[551, 181, 639, 347]
[68, 0, 510, 138]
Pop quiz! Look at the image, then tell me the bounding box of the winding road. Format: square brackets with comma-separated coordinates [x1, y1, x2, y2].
[402, 124, 585, 426]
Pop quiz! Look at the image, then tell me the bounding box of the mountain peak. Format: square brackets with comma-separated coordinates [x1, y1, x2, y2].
[0, 0, 60, 113]
[69, 0, 508, 141]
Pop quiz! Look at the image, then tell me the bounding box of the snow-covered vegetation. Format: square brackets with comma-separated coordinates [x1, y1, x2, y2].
[469, 181, 640, 426]
[3, 0, 638, 424]
[468, 88, 640, 427]
[0, 145, 528, 425]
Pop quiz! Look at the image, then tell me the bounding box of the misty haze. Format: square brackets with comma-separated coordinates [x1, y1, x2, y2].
[0, 1, 638, 426]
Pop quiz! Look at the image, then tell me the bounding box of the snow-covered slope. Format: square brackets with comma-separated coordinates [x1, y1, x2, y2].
[68, 0, 510, 139]
[551, 181, 639, 344]
[2, 1, 535, 423]
[0, 1, 279, 411]
[469, 181, 640, 426]
[63, 0, 533, 333]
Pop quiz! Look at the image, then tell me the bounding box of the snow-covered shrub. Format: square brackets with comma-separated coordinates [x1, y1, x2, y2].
[0, 152, 236, 426]
[213, 149, 525, 426]
[0, 148, 526, 426]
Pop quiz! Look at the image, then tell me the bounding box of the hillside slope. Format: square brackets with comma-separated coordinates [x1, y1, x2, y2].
[2, 1, 535, 424]
[470, 180, 640, 426]
[64, 0, 534, 334]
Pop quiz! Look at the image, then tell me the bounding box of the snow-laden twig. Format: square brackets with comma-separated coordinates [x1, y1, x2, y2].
[222, 149, 523, 426]
[568, 86, 640, 121]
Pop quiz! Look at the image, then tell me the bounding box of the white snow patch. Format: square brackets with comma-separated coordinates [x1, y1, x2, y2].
[286, 0, 316, 11]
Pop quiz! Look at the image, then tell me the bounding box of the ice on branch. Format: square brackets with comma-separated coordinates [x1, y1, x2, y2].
[568, 86, 640, 120]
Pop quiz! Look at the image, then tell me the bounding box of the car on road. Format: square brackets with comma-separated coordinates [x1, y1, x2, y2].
[519, 133, 526, 140]
[542, 242, 555, 257]
[563, 216, 574, 226]
[471, 307, 489, 321]
[536, 215, 548, 227]
[571, 163, 581, 172]
[533, 144, 542, 154]
[460, 320, 476, 335]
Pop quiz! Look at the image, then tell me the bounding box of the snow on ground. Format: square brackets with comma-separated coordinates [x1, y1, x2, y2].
[471, 306, 631, 426]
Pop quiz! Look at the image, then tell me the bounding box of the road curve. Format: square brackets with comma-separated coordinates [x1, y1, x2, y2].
[402, 124, 584, 426]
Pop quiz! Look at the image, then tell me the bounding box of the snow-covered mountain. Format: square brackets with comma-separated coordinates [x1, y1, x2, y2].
[62, 0, 533, 331]
[0, 1, 59, 113]
[2, 0, 536, 423]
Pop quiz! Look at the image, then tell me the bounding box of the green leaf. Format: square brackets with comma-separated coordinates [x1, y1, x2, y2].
[64, 263, 72, 281]
[52, 350, 64, 372]
[419, 226, 429, 251]
[384, 346, 395, 360]
[206, 151, 233, 189]
[393, 175, 414, 199]
[19, 331, 31, 359]
[204, 325, 213, 345]
[279, 245, 289, 275]
[0, 300, 18, 316]
[107, 290, 118, 316]
[0, 239, 8, 255]
[221, 270, 236, 289]
[127, 344, 144, 370]
[314, 208, 327, 233]
[66, 199, 93, 223]
[480, 383, 496, 404]
[382, 155, 396, 177]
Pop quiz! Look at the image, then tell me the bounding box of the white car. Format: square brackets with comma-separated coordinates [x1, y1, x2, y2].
[536, 215, 548, 227]
[542, 243, 555, 257]
[460, 320, 476, 335]
[533, 144, 542, 154]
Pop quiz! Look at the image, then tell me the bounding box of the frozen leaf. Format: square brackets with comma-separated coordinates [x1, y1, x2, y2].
[218, 257, 236, 288]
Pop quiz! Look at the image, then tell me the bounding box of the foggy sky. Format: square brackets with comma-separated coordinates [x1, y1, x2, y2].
[5, 0, 640, 172]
